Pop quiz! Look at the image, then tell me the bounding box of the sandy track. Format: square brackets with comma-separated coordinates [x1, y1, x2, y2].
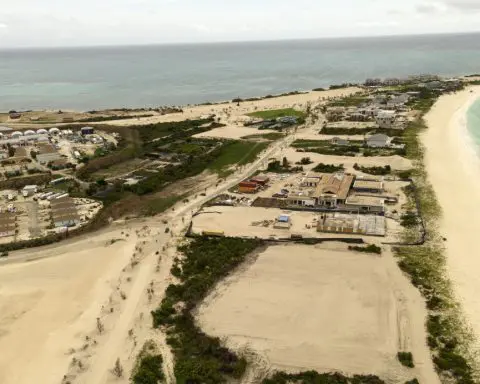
[0, 230, 136, 384]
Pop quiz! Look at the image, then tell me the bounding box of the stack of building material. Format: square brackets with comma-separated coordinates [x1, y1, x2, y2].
[50, 197, 80, 227]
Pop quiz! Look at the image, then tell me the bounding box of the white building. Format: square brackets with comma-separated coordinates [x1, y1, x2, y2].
[376, 110, 397, 129]
[366, 134, 392, 148]
[22, 185, 38, 197]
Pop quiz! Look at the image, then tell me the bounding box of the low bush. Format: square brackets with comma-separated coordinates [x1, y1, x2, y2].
[348, 244, 382, 255]
[262, 371, 385, 384]
[397, 352, 415, 368]
[312, 163, 344, 173]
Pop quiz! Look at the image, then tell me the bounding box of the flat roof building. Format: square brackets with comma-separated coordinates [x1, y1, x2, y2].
[344, 195, 385, 214]
[353, 180, 384, 194]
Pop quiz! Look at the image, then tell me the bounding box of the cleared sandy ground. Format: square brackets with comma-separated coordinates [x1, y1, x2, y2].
[193, 125, 277, 140]
[424, 86, 480, 348]
[282, 147, 412, 172]
[197, 244, 439, 383]
[193, 206, 404, 242]
[0, 228, 136, 384]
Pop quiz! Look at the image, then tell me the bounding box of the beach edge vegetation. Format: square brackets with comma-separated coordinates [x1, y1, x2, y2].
[394, 100, 479, 383]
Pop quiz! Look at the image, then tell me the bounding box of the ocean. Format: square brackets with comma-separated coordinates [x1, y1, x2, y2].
[2, 32, 480, 112]
[467, 98, 480, 151]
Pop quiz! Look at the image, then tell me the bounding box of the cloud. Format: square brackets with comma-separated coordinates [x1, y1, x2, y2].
[415, 3, 442, 13]
[441, 0, 480, 11]
[0, 23, 7, 29]
[356, 20, 400, 28]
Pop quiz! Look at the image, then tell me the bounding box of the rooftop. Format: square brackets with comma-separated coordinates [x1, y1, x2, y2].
[345, 195, 385, 208]
[314, 173, 354, 200]
[353, 180, 384, 190]
[38, 144, 57, 155]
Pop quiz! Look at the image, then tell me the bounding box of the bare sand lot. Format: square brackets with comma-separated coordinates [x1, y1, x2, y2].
[0, 229, 136, 384]
[282, 147, 412, 172]
[424, 86, 480, 349]
[193, 125, 277, 140]
[197, 244, 439, 383]
[193, 206, 395, 242]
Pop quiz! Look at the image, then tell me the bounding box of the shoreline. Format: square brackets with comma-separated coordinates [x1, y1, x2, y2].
[424, 85, 480, 350]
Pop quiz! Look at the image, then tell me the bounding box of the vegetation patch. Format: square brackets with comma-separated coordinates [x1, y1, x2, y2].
[262, 371, 386, 384]
[131, 340, 165, 384]
[348, 244, 382, 255]
[247, 108, 306, 120]
[241, 132, 285, 141]
[151, 237, 263, 383]
[292, 139, 403, 157]
[353, 164, 391, 175]
[267, 157, 303, 173]
[397, 352, 415, 368]
[207, 141, 269, 177]
[394, 112, 477, 382]
[312, 163, 344, 173]
[77, 114, 154, 123]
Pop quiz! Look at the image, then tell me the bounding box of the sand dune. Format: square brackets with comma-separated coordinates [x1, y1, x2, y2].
[0, 229, 137, 384]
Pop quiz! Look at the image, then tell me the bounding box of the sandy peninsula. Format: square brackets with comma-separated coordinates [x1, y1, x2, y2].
[424, 85, 480, 348]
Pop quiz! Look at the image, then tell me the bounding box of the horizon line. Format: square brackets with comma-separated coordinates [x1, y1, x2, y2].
[1, 30, 480, 51]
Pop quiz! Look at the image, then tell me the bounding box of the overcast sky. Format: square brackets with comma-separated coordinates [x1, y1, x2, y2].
[0, 0, 479, 48]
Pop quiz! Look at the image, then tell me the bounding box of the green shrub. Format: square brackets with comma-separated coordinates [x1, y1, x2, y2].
[348, 244, 382, 255]
[312, 163, 344, 173]
[131, 353, 164, 384]
[397, 352, 415, 368]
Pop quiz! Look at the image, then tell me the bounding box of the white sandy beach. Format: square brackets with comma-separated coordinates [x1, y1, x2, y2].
[424, 86, 480, 348]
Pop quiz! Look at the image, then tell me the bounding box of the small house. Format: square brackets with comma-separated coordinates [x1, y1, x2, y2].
[376, 110, 396, 129]
[352, 180, 384, 194]
[344, 195, 385, 214]
[331, 137, 350, 146]
[238, 181, 259, 194]
[366, 134, 392, 148]
[22, 185, 38, 197]
[273, 214, 292, 229]
[36, 144, 61, 164]
[250, 175, 270, 186]
[81, 126, 95, 136]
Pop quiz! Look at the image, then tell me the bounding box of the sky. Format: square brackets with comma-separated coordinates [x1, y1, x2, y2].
[0, 0, 479, 48]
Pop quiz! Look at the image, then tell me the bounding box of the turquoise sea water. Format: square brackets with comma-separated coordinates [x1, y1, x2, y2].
[2, 33, 480, 111]
[467, 98, 480, 152]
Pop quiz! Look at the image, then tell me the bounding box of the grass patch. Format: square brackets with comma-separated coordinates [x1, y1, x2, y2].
[242, 132, 285, 141]
[207, 141, 269, 177]
[247, 108, 306, 120]
[397, 352, 415, 368]
[142, 195, 185, 216]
